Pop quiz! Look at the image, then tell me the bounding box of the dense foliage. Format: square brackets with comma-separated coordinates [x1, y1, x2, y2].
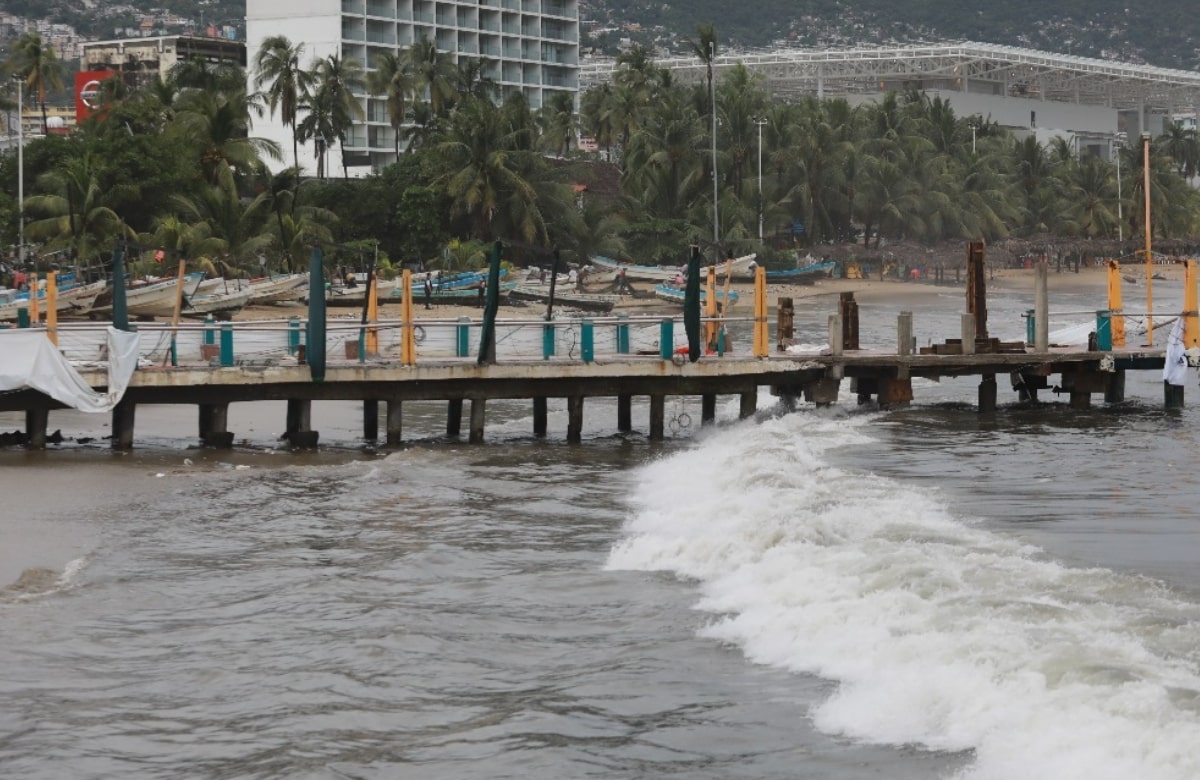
[2, 29, 1199, 281]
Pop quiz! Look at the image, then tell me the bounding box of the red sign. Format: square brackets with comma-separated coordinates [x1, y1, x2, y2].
[75, 70, 117, 123]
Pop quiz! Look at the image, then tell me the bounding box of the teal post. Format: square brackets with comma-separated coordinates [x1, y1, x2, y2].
[204, 314, 215, 345]
[616, 313, 629, 354]
[287, 316, 300, 355]
[306, 246, 327, 382]
[1095, 310, 1112, 351]
[542, 321, 556, 359]
[219, 323, 234, 367]
[17, 308, 29, 328]
[1025, 309, 1035, 345]
[456, 317, 470, 357]
[717, 327, 726, 357]
[683, 245, 701, 362]
[170, 339, 177, 366]
[660, 318, 674, 360]
[581, 319, 594, 363]
[357, 328, 366, 364]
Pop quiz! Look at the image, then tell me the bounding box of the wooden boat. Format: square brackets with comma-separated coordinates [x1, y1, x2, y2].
[654, 284, 740, 306]
[183, 285, 256, 318]
[317, 279, 400, 306]
[247, 273, 309, 304]
[510, 283, 620, 313]
[590, 253, 759, 283]
[767, 261, 836, 284]
[90, 273, 207, 319]
[0, 278, 108, 321]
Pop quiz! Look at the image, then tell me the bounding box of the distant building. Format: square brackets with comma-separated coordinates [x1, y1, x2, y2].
[246, 0, 581, 176]
[80, 34, 247, 90]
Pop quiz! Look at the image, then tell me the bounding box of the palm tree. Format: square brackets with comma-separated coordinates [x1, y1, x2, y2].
[254, 35, 314, 169]
[171, 163, 275, 270]
[407, 37, 455, 119]
[303, 54, 365, 179]
[174, 87, 281, 183]
[24, 153, 136, 259]
[366, 52, 415, 155]
[7, 32, 65, 134]
[538, 91, 577, 157]
[432, 96, 545, 242]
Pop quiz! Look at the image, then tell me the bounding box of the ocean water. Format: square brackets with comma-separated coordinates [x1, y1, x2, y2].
[2, 286, 1199, 779]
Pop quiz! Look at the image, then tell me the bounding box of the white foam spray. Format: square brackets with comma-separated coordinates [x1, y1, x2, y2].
[608, 412, 1200, 779]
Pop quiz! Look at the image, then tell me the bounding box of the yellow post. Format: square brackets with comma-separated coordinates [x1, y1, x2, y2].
[704, 266, 718, 349]
[29, 273, 40, 325]
[753, 265, 768, 357]
[366, 270, 380, 356]
[1185, 259, 1199, 349]
[400, 268, 416, 366]
[45, 271, 58, 345]
[1143, 133, 1154, 345]
[1106, 260, 1125, 348]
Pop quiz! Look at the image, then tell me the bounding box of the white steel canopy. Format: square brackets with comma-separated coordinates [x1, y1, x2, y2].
[580, 42, 1200, 113]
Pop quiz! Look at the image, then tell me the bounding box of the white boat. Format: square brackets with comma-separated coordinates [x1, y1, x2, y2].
[510, 282, 621, 313]
[247, 273, 309, 304]
[0, 279, 108, 321]
[91, 274, 206, 319]
[183, 285, 256, 318]
[653, 283, 741, 306]
[590, 253, 758, 283]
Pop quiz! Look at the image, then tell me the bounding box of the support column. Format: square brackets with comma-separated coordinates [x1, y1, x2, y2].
[198, 404, 213, 439]
[1070, 391, 1092, 410]
[469, 398, 486, 444]
[978, 374, 998, 413]
[649, 394, 665, 441]
[25, 408, 48, 450]
[1165, 381, 1185, 410]
[285, 399, 318, 447]
[533, 397, 548, 437]
[567, 395, 584, 443]
[701, 394, 717, 425]
[739, 390, 757, 419]
[1034, 262, 1049, 352]
[1105, 371, 1126, 404]
[112, 398, 136, 450]
[363, 400, 379, 441]
[203, 402, 233, 448]
[617, 394, 632, 433]
[386, 399, 403, 446]
[447, 399, 463, 437]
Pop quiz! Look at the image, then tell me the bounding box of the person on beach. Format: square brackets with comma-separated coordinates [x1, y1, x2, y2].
[423, 273, 434, 309]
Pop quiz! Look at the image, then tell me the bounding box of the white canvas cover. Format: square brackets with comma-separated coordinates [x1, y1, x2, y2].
[0, 328, 140, 412]
[1163, 317, 1189, 387]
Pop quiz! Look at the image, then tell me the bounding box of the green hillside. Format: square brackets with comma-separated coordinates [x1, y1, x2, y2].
[586, 0, 1200, 70]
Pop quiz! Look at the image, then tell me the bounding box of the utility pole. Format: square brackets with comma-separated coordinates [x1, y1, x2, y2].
[1115, 144, 1123, 242]
[15, 75, 23, 264]
[754, 116, 767, 242]
[710, 41, 719, 252]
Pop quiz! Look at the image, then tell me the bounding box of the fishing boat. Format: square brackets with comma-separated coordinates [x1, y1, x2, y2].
[247, 273, 309, 305]
[0, 278, 108, 321]
[90, 273, 207, 319]
[182, 285, 256, 318]
[767, 260, 836, 284]
[510, 282, 620, 313]
[590, 253, 759, 283]
[316, 279, 401, 307]
[653, 284, 740, 306]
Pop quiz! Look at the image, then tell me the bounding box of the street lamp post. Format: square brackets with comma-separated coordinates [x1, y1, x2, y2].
[968, 121, 977, 154]
[754, 116, 767, 242]
[13, 75, 23, 263]
[710, 41, 719, 250]
[1115, 145, 1123, 242]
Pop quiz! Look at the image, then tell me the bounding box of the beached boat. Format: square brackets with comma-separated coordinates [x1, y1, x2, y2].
[0, 278, 108, 321]
[247, 273, 309, 305]
[90, 273, 207, 319]
[767, 261, 836, 284]
[183, 285, 256, 318]
[591, 253, 759, 283]
[510, 282, 620, 313]
[653, 284, 740, 306]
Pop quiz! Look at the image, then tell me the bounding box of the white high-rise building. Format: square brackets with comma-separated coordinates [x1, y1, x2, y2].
[247, 0, 580, 176]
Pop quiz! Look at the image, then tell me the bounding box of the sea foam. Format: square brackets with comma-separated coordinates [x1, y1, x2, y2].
[608, 412, 1200, 779]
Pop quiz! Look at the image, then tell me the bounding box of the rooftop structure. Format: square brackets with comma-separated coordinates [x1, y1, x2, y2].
[581, 42, 1200, 156]
[247, 0, 581, 176]
[81, 34, 247, 87]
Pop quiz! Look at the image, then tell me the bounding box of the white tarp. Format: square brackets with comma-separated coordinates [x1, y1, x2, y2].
[0, 327, 140, 412]
[1163, 317, 1188, 387]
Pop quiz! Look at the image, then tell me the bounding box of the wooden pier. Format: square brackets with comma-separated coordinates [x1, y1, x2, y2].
[1, 243, 1188, 450]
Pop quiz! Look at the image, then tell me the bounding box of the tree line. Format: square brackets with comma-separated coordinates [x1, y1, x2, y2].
[1, 27, 1199, 282]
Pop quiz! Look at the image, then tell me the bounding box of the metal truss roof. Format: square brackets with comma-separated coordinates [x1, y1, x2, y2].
[580, 42, 1200, 113]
